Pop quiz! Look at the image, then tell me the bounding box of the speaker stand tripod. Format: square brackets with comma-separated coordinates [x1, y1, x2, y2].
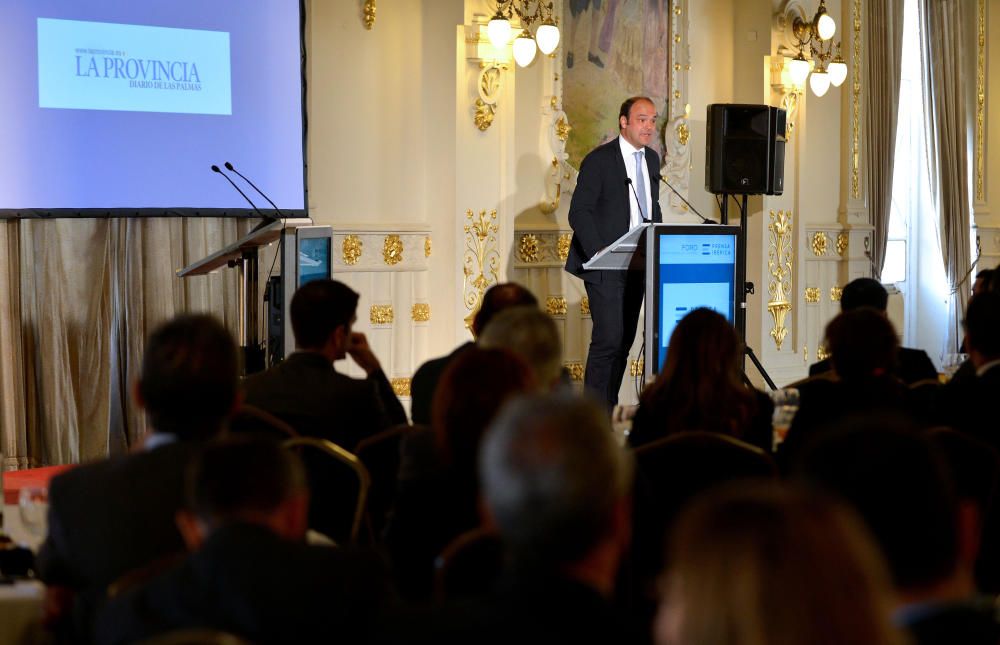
[719, 193, 777, 391]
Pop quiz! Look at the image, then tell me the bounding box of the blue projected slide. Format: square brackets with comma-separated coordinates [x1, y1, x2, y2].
[38, 19, 232, 115]
[0, 1, 304, 214]
[657, 232, 737, 370]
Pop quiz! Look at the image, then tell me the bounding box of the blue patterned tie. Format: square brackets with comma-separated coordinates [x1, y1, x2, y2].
[634, 150, 648, 222]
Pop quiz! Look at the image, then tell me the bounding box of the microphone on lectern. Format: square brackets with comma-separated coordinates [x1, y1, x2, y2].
[624, 178, 651, 224]
[651, 172, 717, 225]
[211, 165, 269, 219]
[224, 161, 285, 220]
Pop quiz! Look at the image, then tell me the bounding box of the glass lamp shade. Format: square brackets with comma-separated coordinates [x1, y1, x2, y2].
[828, 60, 848, 87]
[788, 56, 811, 87]
[810, 70, 831, 97]
[535, 23, 560, 55]
[512, 35, 537, 67]
[487, 16, 512, 48]
[817, 13, 836, 40]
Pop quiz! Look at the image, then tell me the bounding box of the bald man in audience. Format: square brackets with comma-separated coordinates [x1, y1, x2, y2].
[95, 436, 391, 645]
[37, 314, 240, 637]
[409, 282, 538, 424]
[243, 279, 406, 448]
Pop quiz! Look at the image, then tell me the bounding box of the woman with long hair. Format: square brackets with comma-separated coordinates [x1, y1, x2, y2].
[628, 308, 772, 451]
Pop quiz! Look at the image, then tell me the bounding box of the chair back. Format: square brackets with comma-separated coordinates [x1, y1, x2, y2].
[355, 424, 413, 538]
[283, 437, 371, 545]
[433, 527, 504, 602]
[228, 404, 299, 441]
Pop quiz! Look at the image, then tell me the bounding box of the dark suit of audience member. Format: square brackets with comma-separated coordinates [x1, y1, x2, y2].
[386, 395, 639, 643]
[940, 293, 1000, 450]
[778, 308, 916, 469]
[409, 282, 537, 424]
[566, 97, 663, 409]
[96, 437, 391, 645]
[795, 423, 1000, 645]
[243, 279, 405, 450]
[384, 348, 534, 602]
[807, 277, 938, 385]
[628, 308, 773, 454]
[37, 315, 240, 638]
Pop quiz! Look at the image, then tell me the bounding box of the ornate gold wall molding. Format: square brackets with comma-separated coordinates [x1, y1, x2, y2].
[836, 233, 849, 256]
[383, 235, 403, 266]
[564, 361, 584, 381]
[513, 229, 574, 267]
[811, 232, 828, 256]
[463, 209, 500, 329]
[830, 286, 843, 302]
[424, 236, 432, 258]
[474, 64, 503, 132]
[411, 303, 430, 323]
[804, 287, 820, 304]
[370, 304, 394, 325]
[816, 345, 830, 361]
[390, 377, 411, 397]
[851, 0, 862, 199]
[629, 357, 645, 377]
[768, 210, 794, 351]
[342, 235, 362, 265]
[363, 0, 376, 30]
[580, 297, 590, 316]
[977, 0, 986, 202]
[545, 296, 568, 316]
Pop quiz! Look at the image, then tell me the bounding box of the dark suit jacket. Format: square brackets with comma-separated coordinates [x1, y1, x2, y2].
[37, 440, 198, 593]
[409, 342, 475, 425]
[808, 346, 938, 385]
[243, 351, 407, 450]
[95, 523, 392, 645]
[566, 137, 663, 283]
[941, 363, 1000, 449]
[900, 597, 1000, 645]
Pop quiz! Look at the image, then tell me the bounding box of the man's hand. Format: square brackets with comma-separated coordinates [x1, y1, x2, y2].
[347, 332, 381, 375]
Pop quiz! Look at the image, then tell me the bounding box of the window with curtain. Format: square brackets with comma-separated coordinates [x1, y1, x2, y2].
[881, 0, 949, 364]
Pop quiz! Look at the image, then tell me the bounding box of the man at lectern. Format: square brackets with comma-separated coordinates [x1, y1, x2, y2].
[565, 96, 662, 409]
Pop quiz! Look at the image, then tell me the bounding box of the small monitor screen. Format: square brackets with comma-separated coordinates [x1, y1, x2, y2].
[298, 237, 330, 287]
[654, 229, 738, 372]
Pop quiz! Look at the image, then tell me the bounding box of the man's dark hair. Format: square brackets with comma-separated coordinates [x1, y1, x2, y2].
[186, 436, 306, 528]
[471, 282, 538, 337]
[289, 279, 359, 349]
[139, 314, 239, 439]
[794, 419, 960, 591]
[840, 278, 889, 312]
[826, 307, 898, 380]
[965, 291, 1000, 360]
[619, 96, 653, 123]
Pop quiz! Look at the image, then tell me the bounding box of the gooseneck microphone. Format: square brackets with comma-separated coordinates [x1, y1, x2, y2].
[624, 178, 651, 224]
[651, 172, 717, 225]
[211, 165, 267, 219]
[224, 161, 283, 221]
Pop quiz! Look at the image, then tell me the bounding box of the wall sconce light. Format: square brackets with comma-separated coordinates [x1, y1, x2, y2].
[487, 1, 560, 68]
[777, 0, 847, 97]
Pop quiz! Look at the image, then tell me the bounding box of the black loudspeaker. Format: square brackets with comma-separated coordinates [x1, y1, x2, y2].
[706, 104, 786, 195]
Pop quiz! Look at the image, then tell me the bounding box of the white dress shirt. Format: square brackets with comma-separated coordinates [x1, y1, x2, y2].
[618, 135, 652, 230]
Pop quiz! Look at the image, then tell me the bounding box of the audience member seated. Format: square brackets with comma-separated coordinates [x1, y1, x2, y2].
[243, 279, 406, 449]
[383, 347, 534, 602]
[477, 305, 566, 391]
[807, 278, 937, 384]
[778, 308, 915, 468]
[95, 436, 391, 645]
[385, 394, 638, 644]
[795, 422, 1000, 645]
[941, 292, 1000, 446]
[627, 308, 773, 453]
[37, 315, 240, 637]
[655, 483, 903, 645]
[973, 268, 994, 298]
[410, 283, 537, 425]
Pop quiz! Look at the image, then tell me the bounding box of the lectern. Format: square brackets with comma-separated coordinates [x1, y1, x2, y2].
[177, 217, 313, 374]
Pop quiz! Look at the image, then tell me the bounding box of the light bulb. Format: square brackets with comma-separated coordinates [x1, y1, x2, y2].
[828, 60, 847, 87]
[810, 70, 830, 97]
[512, 34, 537, 67]
[487, 16, 512, 48]
[788, 56, 811, 87]
[817, 13, 836, 40]
[535, 23, 560, 55]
